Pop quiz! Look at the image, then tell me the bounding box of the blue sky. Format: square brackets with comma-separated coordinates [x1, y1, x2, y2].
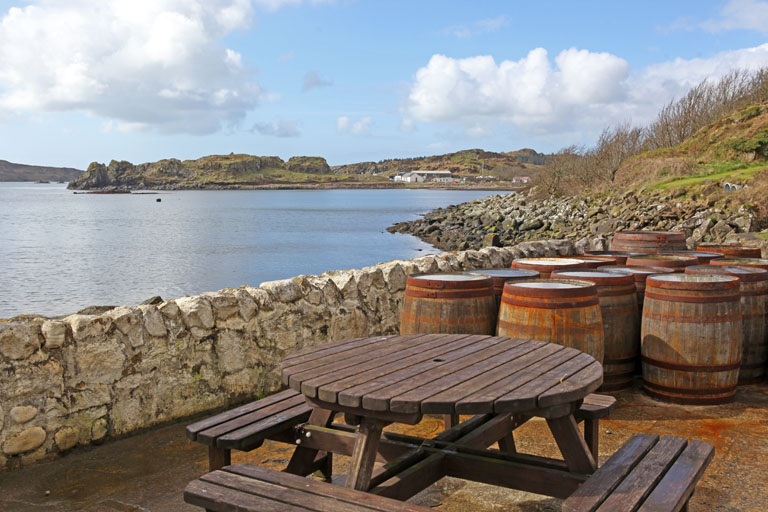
[0, 0, 767, 169]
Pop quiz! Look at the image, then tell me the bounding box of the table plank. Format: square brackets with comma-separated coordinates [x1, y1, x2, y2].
[284, 337, 367, 367]
[185, 478, 311, 512]
[390, 340, 542, 414]
[309, 334, 478, 402]
[493, 351, 594, 413]
[360, 339, 522, 412]
[537, 361, 604, 409]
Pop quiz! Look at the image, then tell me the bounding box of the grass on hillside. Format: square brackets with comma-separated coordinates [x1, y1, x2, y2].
[651, 161, 767, 190]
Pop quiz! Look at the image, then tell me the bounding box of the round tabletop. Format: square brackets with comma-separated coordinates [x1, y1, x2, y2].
[281, 334, 603, 420]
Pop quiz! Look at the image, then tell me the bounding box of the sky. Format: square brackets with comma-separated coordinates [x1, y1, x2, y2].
[0, 0, 767, 169]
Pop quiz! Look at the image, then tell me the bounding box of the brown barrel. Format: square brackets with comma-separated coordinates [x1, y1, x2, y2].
[598, 265, 675, 315]
[497, 279, 604, 363]
[686, 265, 768, 383]
[697, 243, 762, 258]
[661, 250, 725, 264]
[551, 270, 639, 391]
[710, 258, 768, 271]
[511, 258, 586, 278]
[401, 273, 497, 335]
[625, 254, 698, 272]
[585, 251, 644, 265]
[610, 230, 687, 253]
[558, 255, 619, 268]
[641, 274, 742, 405]
[464, 268, 540, 308]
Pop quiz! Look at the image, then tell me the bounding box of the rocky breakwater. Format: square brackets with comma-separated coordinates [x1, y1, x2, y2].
[0, 240, 576, 470]
[388, 190, 763, 252]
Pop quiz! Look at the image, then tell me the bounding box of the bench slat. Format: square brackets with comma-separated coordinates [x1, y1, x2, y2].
[218, 403, 313, 450]
[186, 388, 301, 441]
[201, 470, 383, 512]
[597, 436, 688, 511]
[198, 394, 309, 445]
[563, 434, 659, 512]
[226, 464, 432, 512]
[184, 478, 312, 512]
[638, 440, 715, 512]
[575, 394, 616, 420]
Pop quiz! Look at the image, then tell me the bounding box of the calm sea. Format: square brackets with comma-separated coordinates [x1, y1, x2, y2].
[0, 183, 499, 318]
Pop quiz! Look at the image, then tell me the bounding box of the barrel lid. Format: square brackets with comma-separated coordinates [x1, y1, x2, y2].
[660, 250, 725, 259]
[513, 258, 584, 266]
[504, 278, 598, 298]
[613, 230, 685, 240]
[647, 272, 740, 291]
[712, 257, 768, 266]
[686, 264, 768, 282]
[586, 250, 644, 257]
[626, 254, 697, 267]
[464, 269, 540, 278]
[410, 273, 489, 282]
[550, 269, 635, 286]
[598, 265, 675, 275]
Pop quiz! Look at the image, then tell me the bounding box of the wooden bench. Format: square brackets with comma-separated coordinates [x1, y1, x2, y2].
[573, 393, 616, 460]
[184, 463, 433, 512]
[186, 389, 314, 471]
[563, 433, 714, 512]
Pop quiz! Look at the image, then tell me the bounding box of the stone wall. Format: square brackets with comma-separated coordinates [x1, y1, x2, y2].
[0, 239, 584, 469]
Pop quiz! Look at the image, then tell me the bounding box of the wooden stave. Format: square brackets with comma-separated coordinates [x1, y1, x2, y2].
[510, 258, 587, 279]
[641, 275, 742, 404]
[610, 230, 687, 254]
[463, 269, 540, 308]
[552, 270, 639, 392]
[400, 274, 497, 335]
[625, 254, 698, 272]
[696, 243, 762, 258]
[497, 279, 605, 364]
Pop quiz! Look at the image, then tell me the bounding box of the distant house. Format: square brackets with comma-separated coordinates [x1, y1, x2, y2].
[412, 170, 454, 182]
[400, 172, 425, 183]
[512, 176, 532, 184]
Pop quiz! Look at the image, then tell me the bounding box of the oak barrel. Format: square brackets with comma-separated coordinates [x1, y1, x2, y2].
[464, 268, 540, 307]
[551, 269, 639, 391]
[625, 254, 698, 272]
[497, 279, 604, 363]
[686, 265, 768, 383]
[710, 257, 768, 271]
[585, 250, 643, 265]
[510, 258, 586, 278]
[641, 273, 742, 404]
[696, 243, 762, 258]
[660, 250, 725, 264]
[401, 273, 497, 335]
[598, 265, 674, 315]
[610, 230, 687, 253]
[557, 255, 618, 268]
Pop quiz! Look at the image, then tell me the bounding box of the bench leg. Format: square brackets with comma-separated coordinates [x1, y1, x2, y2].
[547, 414, 596, 474]
[286, 408, 335, 477]
[347, 417, 385, 491]
[443, 413, 460, 430]
[208, 446, 231, 471]
[584, 418, 599, 461]
[497, 431, 517, 454]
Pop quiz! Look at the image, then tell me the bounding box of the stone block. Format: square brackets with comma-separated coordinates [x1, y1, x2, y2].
[203, 293, 241, 320]
[234, 289, 258, 321]
[215, 330, 247, 374]
[140, 305, 167, 338]
[0, 404, 3, 432]
[3, 426, 46, 455]
[91, 418, 108, 441]
[0, 322, 43, 360]
[106, 307, 144, 348]
[381, 263, 407, 293]
[72, 340, 125, 385]
[9, 406, 37, 424]
[260, 278, 302, 303]
[66, 315, 113, 342]
[54, 427, 78, 451]
[158, 300, 180, 319]
[41, 320, 68, 349]
[176, 296, 215, 330]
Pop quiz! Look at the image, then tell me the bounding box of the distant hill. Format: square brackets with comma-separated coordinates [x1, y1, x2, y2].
[332, 148, 546, 179]
[0, 160, 83, 182]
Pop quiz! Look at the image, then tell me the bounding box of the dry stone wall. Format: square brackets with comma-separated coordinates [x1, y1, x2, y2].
[0, 239, 582, 469]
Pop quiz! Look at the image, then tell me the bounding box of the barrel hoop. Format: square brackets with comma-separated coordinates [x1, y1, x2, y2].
[500, 296, 600, 309]
[596, 285, 638, 297]
[603, 356, 637, 365]
[405, 276, 492, 290]
[502, 281, 597, 298]
[644, 291, 741, 303]
[642, 310, 742, 323]
[642, 386, 736, 405]
[405, 288, 493, 299]
[643, 380, 738, 396]
[641, 355, 741, 372]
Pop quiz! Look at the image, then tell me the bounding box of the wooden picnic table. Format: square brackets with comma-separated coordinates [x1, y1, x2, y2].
[281, 334, 604, 499]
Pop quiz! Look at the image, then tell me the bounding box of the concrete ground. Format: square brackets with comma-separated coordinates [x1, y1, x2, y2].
[1, 382, 766, 512]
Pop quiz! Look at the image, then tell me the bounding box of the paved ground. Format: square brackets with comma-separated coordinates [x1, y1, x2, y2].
[1, 382, 766, 511]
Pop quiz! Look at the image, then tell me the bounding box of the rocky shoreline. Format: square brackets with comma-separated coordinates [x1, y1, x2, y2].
[388, 190, 764, 252]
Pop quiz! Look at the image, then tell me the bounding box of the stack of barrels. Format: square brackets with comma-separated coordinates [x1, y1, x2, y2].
[399, 230, 766, 404]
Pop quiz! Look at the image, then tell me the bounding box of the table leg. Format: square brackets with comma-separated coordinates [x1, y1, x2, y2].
[285, 408, 335, 479]
[443, 413, 460, 430]
[546, 414, 596, 474]
[346, 417, 385, 491]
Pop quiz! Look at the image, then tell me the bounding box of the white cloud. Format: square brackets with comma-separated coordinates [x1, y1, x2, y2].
[253, 0, 333, 11]
[0, 0, 260, 134]
[404, 44, 768, 136]
[252, 117, 300, 137]
[701, 0, 768, 35]
[337, 115, 373, 136]
[302, 71, 332, 92]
